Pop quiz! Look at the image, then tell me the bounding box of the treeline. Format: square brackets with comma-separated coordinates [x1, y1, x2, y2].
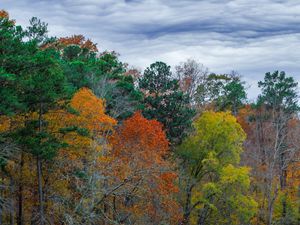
[0, 10, 299, 225]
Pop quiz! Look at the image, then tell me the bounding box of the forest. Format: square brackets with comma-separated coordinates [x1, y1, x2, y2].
[0, 10, 299, 225]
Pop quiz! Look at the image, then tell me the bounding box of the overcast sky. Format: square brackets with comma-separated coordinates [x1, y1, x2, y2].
[3, 0, 300, 99]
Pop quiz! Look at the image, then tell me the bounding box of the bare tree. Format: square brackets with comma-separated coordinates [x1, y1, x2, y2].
[175, 59, 209, 107]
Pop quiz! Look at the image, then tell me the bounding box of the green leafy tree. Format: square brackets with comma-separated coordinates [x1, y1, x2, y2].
[19, 47, 66, 225]
[56, 39, 142, 120]
[14, 19, 67, 224]
[0, 13, 68, 224]
[139, 61, 195, 144]
[257, 71, 299, 224]
[25, 17, 48, 44]
[92, 52, 143, 120]
[258, 71, 298, 114]
[0, 13, 27, 115]
[221, 75, 247, 115]
[196, 72, 247, 114]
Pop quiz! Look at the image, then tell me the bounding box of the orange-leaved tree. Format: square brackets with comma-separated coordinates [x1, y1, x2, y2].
[0, 88, 117, 224]
[109, 111, 181, 224]
[41, 87, 117, 223]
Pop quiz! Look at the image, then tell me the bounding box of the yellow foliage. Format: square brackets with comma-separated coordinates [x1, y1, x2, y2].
[0, 115, 10, 132]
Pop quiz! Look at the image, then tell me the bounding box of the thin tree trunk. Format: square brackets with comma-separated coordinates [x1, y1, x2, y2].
[17, 152, 24, 225]
[197, 204, 210, 225]
[182, 182, 194, 225]
[37, 156, 44, 225]
[278, 121, 288, 218]
[0, 202, 2, 225]
[9, 176, 14, 225]
[37, 103, 44, 225]
[267, 201, 274, 225]
[0, 176, 3, 225]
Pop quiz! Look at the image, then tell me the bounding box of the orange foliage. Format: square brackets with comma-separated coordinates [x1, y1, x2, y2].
[58, 34, 98, 52]
[41, 88, 117, 220]
[0, 10, 15, 24]
[42, 34, 98, 52]
[0, 10, 9, 18]
[70, 87, 116, 133]
[236, 104, 253, 134]
[43, 88, 116, 164]
[112, 111, 168, 159]
[111, 112, 181, 223]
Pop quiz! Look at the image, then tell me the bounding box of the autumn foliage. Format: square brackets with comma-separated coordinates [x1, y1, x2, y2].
[111, 112, 181, 223]
[1, 10, 300, 225]
[58, 35, 98, 52]
[0, 10, 9, 19]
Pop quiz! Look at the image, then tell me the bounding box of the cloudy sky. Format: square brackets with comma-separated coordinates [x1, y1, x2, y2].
[3, 0, 300, 98]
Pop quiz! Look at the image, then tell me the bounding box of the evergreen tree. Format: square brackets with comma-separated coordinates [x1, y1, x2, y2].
[139, 61, 195, 144]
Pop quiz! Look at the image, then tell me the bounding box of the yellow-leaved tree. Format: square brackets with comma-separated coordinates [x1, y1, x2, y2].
[176, 111, 257, 225]
[0, 88, 117, 224]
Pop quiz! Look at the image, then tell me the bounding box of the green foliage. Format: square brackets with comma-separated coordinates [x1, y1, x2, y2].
[140, 61, 178, 93]
[139, 61, 195, 144]
[89, 53, 143, 120]
[273, 192, 300, 225]
[0, 69, 24, 115]
[0, 17, 27, 115]
[21, 49, 66, 110]
[196, 73, 247, 114]
[60, 49, 143, 120]
[25, 17, 48, 44]
[16, 127, 62, 160]
[258, 71, 299, 113]
[221, 77, 247, 115]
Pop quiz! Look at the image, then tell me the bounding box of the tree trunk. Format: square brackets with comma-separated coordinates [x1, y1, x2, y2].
[267, 201, 274, 225]
[37, 103, 44, 225]
[280, 157, 287, 218]
[181, 182, 194, 225]
[17, 152, 24, 225]
[0, 176, 3, 225]
[9, 176, 14, 225]
[197, 204, 210, 225]
[37, 156, 44, 225]
[278, 122, 288, 219]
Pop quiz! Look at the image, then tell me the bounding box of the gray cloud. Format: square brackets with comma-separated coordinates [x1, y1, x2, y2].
[2, 0, 300, 99]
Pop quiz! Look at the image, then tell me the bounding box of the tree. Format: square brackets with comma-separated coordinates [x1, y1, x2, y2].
[110, 112, 181, 224]
[139, 61, 195, 144]
[176, 111, 255, 224]
[48, 36, 143, 120]
[222, 73, 247, 115]
[1, 87, 117, 224]
[197, 165, 257, 225]
[42, 87, 117, 224]
[175, 59, 209, 106]
[241, 71, 299, 225]
[0, 11, 26, 115]
[258, 71, 299, 221]
[92, 52, 143, 120]
[25, 17, 48, 44]
[195, 72, 247, 114]
[0, 14, 63, 225]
